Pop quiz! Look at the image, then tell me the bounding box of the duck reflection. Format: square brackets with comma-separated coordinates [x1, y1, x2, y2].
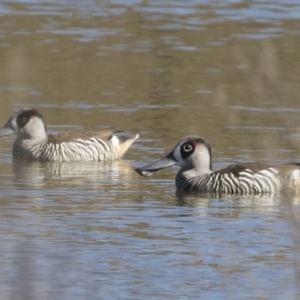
[12, 159, 137, 190]
[175, 189, 300, 214]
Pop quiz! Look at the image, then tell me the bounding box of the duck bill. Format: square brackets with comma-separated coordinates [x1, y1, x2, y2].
[135, 155, 177, 177]
[0, 123, 14, 137]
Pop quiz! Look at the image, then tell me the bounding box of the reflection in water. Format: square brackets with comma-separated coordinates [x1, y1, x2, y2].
[176, 189, 296, 209]
[12, 158, 137, 190]
[0, 158, 299, 299]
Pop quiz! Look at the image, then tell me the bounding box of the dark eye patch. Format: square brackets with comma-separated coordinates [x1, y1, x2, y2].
[18, 116, 27, 123]
[15, 109, 45, 130]
[180, 142, 195, 159]
[16, 114, 30, 128]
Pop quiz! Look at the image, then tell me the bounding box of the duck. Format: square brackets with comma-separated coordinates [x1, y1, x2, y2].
[135, 135, 300, 195]
[0, 108, 138, 162]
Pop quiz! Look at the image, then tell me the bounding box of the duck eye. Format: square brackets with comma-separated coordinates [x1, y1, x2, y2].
[18, 116, 27, 123]
[182, 143, 193, 152]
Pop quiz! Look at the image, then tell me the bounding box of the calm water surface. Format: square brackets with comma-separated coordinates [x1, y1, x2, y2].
[0, 0, 300, 299]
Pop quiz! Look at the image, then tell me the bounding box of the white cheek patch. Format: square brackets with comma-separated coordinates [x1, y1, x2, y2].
[23, 117, 46, 138]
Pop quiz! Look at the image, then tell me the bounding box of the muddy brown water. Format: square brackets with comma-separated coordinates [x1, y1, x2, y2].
[0, 1, 300, 299]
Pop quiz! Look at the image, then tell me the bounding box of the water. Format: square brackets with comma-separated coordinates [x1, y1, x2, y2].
[0, 0, 300, 299]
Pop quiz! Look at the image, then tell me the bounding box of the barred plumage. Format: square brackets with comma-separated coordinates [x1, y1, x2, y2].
[175, 168, 282, 194]
[136, 135, 300, 195]
[0, 108, 138, 162]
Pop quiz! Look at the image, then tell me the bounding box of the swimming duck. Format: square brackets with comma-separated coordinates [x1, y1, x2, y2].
[0, 108, 138, 162]
[136, 135, 300, 195]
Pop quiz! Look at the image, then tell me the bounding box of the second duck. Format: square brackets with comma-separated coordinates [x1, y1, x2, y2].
[0, 108, 138, 162]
